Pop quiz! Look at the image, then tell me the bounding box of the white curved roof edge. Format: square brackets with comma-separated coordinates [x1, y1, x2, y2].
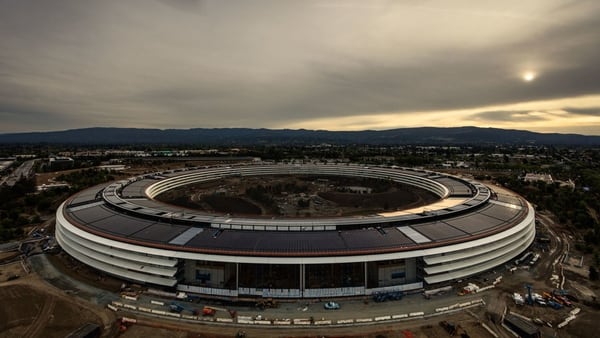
[424, 231, 536, 284]
[57, 201, 535, 265]
[56, 230, 177, 287]
[141, 164, 451, 207]
[57, 226, 178, 277]
[424, 225, 534, 274]
[56, 224, 177, 267]
[424, 220, 533, 265]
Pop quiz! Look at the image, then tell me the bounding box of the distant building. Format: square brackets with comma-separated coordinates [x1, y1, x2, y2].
[441, 161, 470, 169]
[49, 156, 74, 170]
[523, 173, 553, 184]
[15, 154, 36, 159]
[37, 183, 70, 191]
[97, 164, 127, 172]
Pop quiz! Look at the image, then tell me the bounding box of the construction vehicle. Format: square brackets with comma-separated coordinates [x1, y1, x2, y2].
[169, 303, 184, 313]
[513, 293, 524, 305]
[553, 294, 572, 307]
[202, 306, 216, 316]
[524, 284, 534, 305]
[201, 305, 237, 318]
[459, 283, 479, 296]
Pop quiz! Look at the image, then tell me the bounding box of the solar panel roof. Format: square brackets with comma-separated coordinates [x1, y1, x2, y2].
[62, 165, 530, 256]
[412, 222, 467, 240]
[121, 179, 155, 198]
[129, 222, 188, 243]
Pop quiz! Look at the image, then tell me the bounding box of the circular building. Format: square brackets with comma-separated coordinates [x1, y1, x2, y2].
[55, 163, 535, 298]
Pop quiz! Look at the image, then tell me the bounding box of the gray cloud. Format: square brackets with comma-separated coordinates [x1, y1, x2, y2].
[1, 1, 600, 133]
[471, 110, 549, 122]
[563, 107, 600, 116]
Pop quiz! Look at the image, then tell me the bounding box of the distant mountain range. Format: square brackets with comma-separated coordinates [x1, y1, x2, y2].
[0, 127, 599, 146]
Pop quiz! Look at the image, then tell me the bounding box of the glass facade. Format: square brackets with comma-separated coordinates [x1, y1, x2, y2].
[184, 260, 418, 292]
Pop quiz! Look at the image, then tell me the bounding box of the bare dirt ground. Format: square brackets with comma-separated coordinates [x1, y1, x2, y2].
[0, 262, 116, 338]
[0, 260, 22, 282]
[118, 311, 491, 338]
[0, 251, 20, 262]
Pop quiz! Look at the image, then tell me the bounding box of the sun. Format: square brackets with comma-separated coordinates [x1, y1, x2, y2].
[522, 71, 536, 82]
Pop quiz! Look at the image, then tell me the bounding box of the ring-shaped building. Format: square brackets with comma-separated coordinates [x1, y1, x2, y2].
[55, 163, 535, 298]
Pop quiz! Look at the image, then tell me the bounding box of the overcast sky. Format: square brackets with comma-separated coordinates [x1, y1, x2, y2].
[1, 0, 600, 134]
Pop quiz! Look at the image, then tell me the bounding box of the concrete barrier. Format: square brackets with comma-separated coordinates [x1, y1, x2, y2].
[375, 315, 391, 321]
[123, 304, 137, 310]
[151, 300, 164, 306]
[293, 320, 311, 325]
[112, 301, 124, 307]
[138, 307, 152, 313]
[293, 318, 310, 324]
[107, 304, 118, 311]
[392, 314, 408, 319]
[558, 315, 576, 328]
[409, 312, 424, 317]
[182, 314, 196, 320]
[121, 317, 137, 324]
[237, 319, 254, 325]
[477, 285, 495, 293]
[121, 295, 137, 301]
[314, 320, 332, 325]
[459, 302, 472, 307]
[337, 319, 354, 324]
[151, 309, 166, 315]
[165, 312, 181, 318]
[255, 320, 272, 325]
[273, 320, 291, 325]
[356, 318, 373, 323]
[216, 318, 234, 323]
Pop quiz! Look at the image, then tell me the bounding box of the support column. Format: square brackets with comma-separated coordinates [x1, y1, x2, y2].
[300, 264, 305, 297]
[235, 263, 239, 291]
[364, 262, 368, 292]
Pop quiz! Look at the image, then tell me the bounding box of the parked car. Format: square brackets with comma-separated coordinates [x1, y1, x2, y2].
[324, 301, 340, 310]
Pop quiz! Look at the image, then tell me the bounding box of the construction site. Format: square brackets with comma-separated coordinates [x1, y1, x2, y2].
[0, 158, 598, 338]
[0, 206, 597, 338]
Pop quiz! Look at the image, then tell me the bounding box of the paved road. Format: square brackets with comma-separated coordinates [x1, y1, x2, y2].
[536, 211, 568, 289]
[119, 285, 490, 325]
[28, 254, 118, 305]
[2, 159, 35, 187]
